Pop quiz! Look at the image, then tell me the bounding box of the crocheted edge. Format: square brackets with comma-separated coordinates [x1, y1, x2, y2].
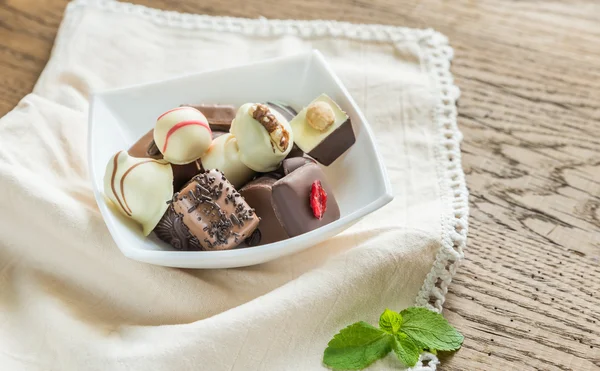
[414, 33, 468, 312]
[64, 0, 468, 369]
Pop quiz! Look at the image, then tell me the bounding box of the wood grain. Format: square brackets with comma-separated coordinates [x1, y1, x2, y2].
[1, 0, 599, 370]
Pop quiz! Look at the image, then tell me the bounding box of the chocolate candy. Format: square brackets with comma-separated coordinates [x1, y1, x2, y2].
[200, 133, 255, 188]
[170, 161, 203, 192]
[272, 162, 340, 237]
[282, 157, 314, 176]
[289, 94, 355, 166]
[129, 128, 225, 159]
[104, 151, 173, 235]
[128, 129, 161, 159]
[128, 129, 203, 191]
[230, 103, 294, 172]
[152, 202, 202, 251]
[154, 170, 259, 250]
[239, 157, 318, 245]
[239, 177, 288, 246]
[180, 104, 236, 132]
[153, 106, 212, 165]
[267, 156, 315, 180]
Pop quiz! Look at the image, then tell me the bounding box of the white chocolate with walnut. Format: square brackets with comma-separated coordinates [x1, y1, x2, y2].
[230, 103, 294, 172]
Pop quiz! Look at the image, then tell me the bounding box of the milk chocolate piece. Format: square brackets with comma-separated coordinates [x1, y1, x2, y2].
[127, 129, 205, 191]
[282, 157, 314, 176]
[268, 157, 315, 179]
[272, 163, 340, 237]
[128, 130, 161, 159]
[239, 177, 288, 246]
[172, 161, 203, 191]
[289, 94, 356, 166]
[154, 170, 259, 250]
[180, 104, 236, 132]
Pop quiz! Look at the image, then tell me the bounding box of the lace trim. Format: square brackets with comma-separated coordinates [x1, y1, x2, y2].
[66, 1, 468, 368]
[414, 33, 468, 312]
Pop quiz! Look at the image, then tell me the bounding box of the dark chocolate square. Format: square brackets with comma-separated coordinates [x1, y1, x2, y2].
[308, 118, 355, 166]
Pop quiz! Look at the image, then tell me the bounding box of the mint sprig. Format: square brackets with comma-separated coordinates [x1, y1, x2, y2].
[323, 307, 463, 370]
[323, 322, 393, 370]
[400, 307, 464, 351]
[392, 333, 421, 367]
[378, 308, 402, 334]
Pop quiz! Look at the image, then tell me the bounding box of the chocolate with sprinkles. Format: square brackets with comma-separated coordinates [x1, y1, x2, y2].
[153, 204, 202, 251]
[245, 229, 262, 247]
[163, 169, 260, 251]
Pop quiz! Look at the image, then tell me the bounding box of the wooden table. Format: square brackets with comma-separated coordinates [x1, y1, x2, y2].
[1, 1, 599, 370]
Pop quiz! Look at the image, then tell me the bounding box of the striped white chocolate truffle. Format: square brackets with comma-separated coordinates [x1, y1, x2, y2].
[103, 151, 173, 235]
[153, 106, 212, 165]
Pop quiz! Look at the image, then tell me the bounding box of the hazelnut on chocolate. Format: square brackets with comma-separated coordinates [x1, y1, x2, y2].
[306, 101, 335, 131]
[289, 94, 356, 166]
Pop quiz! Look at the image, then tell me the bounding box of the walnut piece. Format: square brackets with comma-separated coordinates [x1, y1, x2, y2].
[306, 101, 335, 131]
[248, 104, 290, 152]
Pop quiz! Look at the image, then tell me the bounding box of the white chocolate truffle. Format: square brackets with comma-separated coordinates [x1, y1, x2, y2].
[201, 133, 255, 188]
[153, 107, 212, 165]
[103, 151, 173, 235]
[230, 103, 294, 172]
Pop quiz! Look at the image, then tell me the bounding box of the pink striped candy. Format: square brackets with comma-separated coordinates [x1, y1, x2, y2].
[153, 107, 212, 165]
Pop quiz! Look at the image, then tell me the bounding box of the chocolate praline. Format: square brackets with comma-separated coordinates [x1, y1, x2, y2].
[154, 170, 260, 251]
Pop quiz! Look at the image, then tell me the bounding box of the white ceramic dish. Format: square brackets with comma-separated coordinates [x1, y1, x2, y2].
[89, 50, 393, 268]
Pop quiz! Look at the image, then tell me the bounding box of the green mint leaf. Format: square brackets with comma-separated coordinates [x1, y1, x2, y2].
[323, 321, 393, 370]
[392, 333, 421, 367]
[379, 309, 402, 334]
[400, 307, 464, 351]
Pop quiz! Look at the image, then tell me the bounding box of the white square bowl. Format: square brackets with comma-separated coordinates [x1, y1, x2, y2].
[89, 50, 393, 269]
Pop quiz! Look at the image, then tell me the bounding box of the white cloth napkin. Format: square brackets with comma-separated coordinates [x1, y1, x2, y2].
[0, 0, 468, 370]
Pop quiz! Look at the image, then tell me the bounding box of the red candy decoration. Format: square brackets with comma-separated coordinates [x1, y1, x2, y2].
[310, 180, 327, 219]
